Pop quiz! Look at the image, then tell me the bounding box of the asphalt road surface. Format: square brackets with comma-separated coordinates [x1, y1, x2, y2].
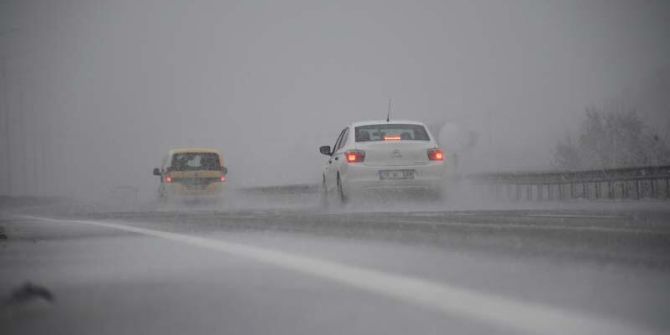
[1, 198, 669, 335]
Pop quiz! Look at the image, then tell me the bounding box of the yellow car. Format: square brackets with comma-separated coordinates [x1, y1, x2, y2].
[153, 148, 228, 200]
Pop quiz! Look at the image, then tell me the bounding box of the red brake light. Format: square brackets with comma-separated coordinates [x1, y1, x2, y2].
[345, 150, 365, 163]
[428, 148, 444, 161]
[164, 175, 173, 183]
[220, 176, 226, 182]
[384, 135, 401, 141]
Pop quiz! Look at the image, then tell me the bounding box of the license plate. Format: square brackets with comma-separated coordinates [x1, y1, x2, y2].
[379, 169, 415, 180]
[181, 179, 209, 189]
[185, 185, 208, 190]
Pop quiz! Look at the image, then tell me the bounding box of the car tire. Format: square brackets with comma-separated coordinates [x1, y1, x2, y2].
[337, 174, 348, 205]
[320, 176, 329, 209]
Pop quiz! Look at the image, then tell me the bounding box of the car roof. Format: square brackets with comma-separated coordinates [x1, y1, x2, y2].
[349, 120, 428, 128]
[168, 148, 221, 156]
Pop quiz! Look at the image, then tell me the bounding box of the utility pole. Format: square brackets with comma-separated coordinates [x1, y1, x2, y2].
[1, 56, 11, 195]
[19, 89, 27, 195]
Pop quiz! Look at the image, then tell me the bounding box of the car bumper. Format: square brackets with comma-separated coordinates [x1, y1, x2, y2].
[341, 162, 445, 192]
[162, 182, 225, 197]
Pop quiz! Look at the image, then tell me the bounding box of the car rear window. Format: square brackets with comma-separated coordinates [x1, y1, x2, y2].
[170, 153, 221, 171]
[355, 124, 430, 142]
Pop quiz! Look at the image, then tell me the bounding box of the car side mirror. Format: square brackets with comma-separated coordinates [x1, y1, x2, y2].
[221, 166, 228, 175]
[152, 168, 161, 176]
[319, 145, 331, 156]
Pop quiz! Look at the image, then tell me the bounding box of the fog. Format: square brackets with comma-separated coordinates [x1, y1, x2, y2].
[1, 0, 669, 201]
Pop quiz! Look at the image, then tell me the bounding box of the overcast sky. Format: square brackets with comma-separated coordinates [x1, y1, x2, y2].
[1, 0, 669, 200]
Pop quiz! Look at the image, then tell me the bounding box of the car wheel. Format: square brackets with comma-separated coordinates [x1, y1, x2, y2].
[337, 174, 348, 204]
[319, 176, 329, 208]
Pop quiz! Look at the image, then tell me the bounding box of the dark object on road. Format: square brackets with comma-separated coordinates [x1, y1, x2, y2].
[6, 282, 55, 305]
[0, 226, 7, 240]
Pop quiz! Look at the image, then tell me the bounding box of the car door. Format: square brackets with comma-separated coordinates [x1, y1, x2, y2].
[158, 154, 169, 196]
[325, 128, 347, 191]
[329, 127, 350, 187]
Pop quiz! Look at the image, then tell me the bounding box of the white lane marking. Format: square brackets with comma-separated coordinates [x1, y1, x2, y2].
[24, 216, 654, 335]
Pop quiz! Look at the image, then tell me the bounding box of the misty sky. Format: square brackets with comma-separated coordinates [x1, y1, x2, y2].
[1, 0, 669, 200]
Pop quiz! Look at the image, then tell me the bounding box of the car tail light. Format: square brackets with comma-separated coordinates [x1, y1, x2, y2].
[164, 175, 173, 183]
[427, 148, 444, 161]
[345, 150, 365, 163]
[220, 176, 226, 182]
[384, 135, 401, 141]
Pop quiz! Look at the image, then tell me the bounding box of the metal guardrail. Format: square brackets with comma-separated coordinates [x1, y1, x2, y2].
[235, 165, 670, 202]
[470, 165, 670, 201]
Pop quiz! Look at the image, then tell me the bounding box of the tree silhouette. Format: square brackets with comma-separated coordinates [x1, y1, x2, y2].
[554, 105, 670, 170]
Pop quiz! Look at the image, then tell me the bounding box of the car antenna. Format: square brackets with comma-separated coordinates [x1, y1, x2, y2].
[386, 98, 392, 122]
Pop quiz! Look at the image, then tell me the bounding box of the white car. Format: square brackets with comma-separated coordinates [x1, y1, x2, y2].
[319, 120, 446, 203]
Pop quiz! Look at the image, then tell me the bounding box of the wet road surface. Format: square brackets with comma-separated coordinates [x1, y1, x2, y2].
[1, 202, 669, 335]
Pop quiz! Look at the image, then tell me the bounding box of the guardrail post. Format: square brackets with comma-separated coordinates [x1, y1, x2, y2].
[595, 182, 600, 199]
[635, 180, 640, 200]
[556, 184, 560, 200]
[532, 184, 536, 201]
[516, 184, 521, 201]
[608, 181, 613, 199]
[650, 179, 656, 198]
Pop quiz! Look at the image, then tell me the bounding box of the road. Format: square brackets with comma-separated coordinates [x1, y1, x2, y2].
[1, 197, 669, 335]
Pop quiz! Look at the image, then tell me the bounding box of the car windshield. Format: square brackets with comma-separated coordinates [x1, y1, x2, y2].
[355, 124, 430, 142]
[170, 153, 220, 171]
